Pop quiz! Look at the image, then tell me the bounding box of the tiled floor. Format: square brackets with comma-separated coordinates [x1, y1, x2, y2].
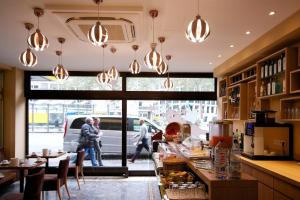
[0, 176, 161, 200]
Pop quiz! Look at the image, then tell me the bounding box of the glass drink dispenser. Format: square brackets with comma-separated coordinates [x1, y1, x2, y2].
[209, 120, 233, 147]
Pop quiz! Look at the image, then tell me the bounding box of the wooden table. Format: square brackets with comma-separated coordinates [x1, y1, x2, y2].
[0, 160, 46, 192]
[26, 152, 66, 168]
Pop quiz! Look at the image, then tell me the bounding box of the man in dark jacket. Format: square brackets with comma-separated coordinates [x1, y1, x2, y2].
[79, 117, 98, 166]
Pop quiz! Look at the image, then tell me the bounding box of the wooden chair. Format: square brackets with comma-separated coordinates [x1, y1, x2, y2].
[42, 157, 70, 200]
[68, 150, 85, 189]
[1, 168, 45, 200]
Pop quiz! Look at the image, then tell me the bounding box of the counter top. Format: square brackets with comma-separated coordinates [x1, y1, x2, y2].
[240, 156, 300, 187]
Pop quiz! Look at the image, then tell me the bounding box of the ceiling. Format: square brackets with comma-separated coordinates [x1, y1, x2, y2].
[0, 0, 299, 73]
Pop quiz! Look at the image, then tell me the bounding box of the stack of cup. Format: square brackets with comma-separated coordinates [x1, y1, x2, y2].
[42, 148, 49, 156]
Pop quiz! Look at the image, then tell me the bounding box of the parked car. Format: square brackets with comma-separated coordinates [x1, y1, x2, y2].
[63, 115, 163, 155]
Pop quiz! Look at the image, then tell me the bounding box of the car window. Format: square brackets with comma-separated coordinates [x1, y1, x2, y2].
[132, 119, 140, 132]
[100, 118, 122, 130]
[144, 121, 158, 132]
[70, 117, 85, 129]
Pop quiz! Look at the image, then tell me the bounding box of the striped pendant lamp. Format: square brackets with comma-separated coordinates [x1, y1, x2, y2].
[129, 59, 141, 74]
[88, 21, 108, 46]
[19, 48, 37, 67]
[144, 43, 162, 69]
[186, 15, 210, 43]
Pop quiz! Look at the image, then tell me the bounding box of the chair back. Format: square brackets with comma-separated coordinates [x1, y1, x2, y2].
[23, 168, 45, 200]
[76, 150, 85, 167]
[58, 157, 70, 180]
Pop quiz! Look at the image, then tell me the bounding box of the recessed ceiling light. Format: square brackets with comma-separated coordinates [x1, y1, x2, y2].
[245, 31, 251, 35]
[229, 44, 234, 48]
[209, 62, 213, 65]
[217, 54, 222, 58]
[269, 11, 276, 16]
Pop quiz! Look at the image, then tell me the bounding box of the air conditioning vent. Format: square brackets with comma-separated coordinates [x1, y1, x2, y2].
[66, 17, 136, 43]
[46, 5, 143, 44]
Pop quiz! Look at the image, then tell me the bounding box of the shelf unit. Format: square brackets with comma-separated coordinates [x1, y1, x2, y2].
[228, 65, 256, 86]
[290, 68, 300, 94]
[257, 47, 298, 99]
[279, 96, 300, 121]
[227, 83, 247, 120]
[218, 77, 228, 97]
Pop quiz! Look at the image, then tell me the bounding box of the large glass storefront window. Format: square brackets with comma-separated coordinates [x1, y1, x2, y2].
[25, 72, 216, 174]
[28, 99, 122, 167]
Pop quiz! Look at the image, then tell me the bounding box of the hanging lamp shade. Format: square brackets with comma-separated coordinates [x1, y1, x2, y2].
[53, 64, 69, 81]
[108, 66, 119, 80]
[129, 59, 140, 74]
[19, 48, 37, 68]
[27, 29, 49, 51]
[144, 43, 162, 69]
[88, 21, 108, 46]
[186, 15, 210, 43]
[156, 36, 168, 75]
[156, 60, 168, 75]
[87, 0, 108, 46]
[27, 8, 49, 51]
[96, 72, 110, 84]
[164, 77, 173, 89]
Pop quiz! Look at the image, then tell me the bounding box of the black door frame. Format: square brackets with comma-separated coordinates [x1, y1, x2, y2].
[24, 71, 217, 175]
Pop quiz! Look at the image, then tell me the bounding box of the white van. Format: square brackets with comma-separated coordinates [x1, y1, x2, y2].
[63, 115, 162, 155]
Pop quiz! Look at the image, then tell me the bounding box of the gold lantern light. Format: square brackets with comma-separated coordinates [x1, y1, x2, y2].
[27, 8, 49, 51]
[52, 38, 69, 81]
[108, 47, 119, 80]
[185, 0, 210, 43]
[156, 37, 168, 75]
[164, 55, 173, 89]
[144, 10, 162, 70]
[87, 0, 108, 46]
[96, 44, 110, 84]
[19, 23, 38, 68]
[129, 45, 141, 74]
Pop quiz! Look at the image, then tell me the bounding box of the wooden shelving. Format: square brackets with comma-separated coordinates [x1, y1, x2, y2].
[219, 46, 299, 122]
[257, 47, 298, 98]
[279, 96, 300, 121]
[227, 83, 247, 120]
[290, 68, 300, 94]
[219, 77, 228, 97]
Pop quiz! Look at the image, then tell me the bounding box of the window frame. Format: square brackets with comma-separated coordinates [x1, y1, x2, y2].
[24, 71, 217, 171]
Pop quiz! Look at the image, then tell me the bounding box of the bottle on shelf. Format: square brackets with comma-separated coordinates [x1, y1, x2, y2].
[277, 57, 282, 73]
[261, 65, 264, 79]
[267, 79, 271, 96]
[282, 53, 286, 71]
[214, 139, 229, 179]
[273, 59, 277, 75]
[271, 77, 276, 95]
[264, 62, 269, 78]
[268, 61, 273, 77]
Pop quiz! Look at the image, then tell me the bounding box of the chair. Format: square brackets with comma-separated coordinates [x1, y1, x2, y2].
[68, 150, 85, 189]
[1, 168, 45, 200]
[42, 157, 70, 200]
[0, 148, 18, 188]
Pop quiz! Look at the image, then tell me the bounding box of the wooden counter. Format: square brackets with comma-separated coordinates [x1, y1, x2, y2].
[240, 157, 300, 187]
[240, 156, 300, 200]
[159, 143, 258, 200]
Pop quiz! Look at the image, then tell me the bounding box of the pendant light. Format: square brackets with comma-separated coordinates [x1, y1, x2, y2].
[156, 37, 168, 75]
[185, 0, 210, 43]
[164, 55, 173, 89]
[88, 0, 108, 46]
[144, 10, 162, 70]
[52, 38, 69, 81]
[19, 23, 37, 68]
[96, 44, 110, 84]
[108, 47, 119, 80]
[129, 45, 141, 74]
[27, 8, 49, 51]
